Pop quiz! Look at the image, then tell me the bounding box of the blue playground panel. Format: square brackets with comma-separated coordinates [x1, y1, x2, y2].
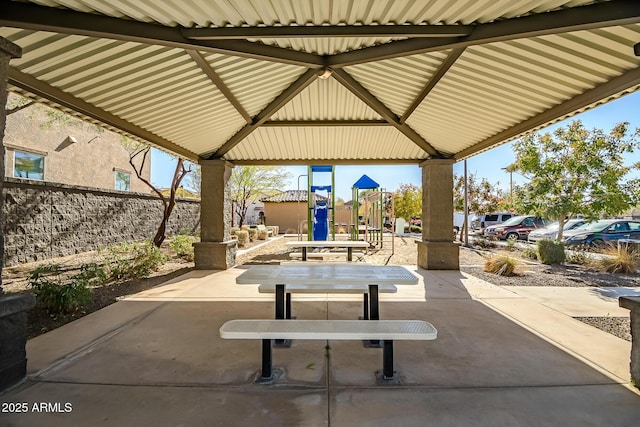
[313, 201, 329, 241]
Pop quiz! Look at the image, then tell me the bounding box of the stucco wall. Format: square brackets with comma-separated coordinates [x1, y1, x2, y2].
[4, 94, 150, 192]
[2, 178, 200, 266]
[263, 202, 308, 233]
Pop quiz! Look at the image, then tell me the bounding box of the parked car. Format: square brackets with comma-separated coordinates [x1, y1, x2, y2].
[484, 215, 549, 241]
[562, 219, 640, 248]
[527, 219, 587, 243]
[471, 212, 517, 233]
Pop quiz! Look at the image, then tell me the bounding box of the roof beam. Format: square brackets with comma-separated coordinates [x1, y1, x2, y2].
[454, 65, 640, 161]
[0, 1, 324, 68]
[182, 25, 472, 40]
[401, 47, 465, 123]
[329, 0, 640, 67]
[331, 69, 442, 158]
[635, 41, 640, 56]
[209, 69, 320, 159]
[7, 68, 200, 161]
[262, 120, 390, 126]
[231, 158, 423, 166]
[186, 49, 252, 124]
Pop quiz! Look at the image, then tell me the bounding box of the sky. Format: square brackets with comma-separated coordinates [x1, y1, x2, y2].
[151, 90, 640, 200]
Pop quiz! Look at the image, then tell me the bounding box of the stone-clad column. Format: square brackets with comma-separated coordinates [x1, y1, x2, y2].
[0, 37, 36, 391]
[620, 296, 640, 389]
[193, 159, 238, 269]
[416, 159, 460, 270]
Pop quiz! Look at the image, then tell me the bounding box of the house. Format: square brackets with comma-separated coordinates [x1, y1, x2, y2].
[3, 93, 150, 192]
[261, 190, 327, 233]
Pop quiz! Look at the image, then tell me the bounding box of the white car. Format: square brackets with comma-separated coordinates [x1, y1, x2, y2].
[527, 219, 586, 242]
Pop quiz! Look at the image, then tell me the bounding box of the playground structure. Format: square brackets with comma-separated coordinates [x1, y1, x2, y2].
[307, 165, 335, 241]
[350, 175, 395, 253]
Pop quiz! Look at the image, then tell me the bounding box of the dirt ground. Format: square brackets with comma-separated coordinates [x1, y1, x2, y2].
[2, 235, 636, 340]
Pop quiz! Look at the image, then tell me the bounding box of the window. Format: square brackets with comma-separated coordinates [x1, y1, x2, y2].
[114, 170, 131, 191]
[14, 150, 45, 180]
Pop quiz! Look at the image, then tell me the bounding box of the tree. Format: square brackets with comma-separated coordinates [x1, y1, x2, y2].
[125, 140, 192, 247]
[453, 173, 506, 214]
[183, 163, 201, 196]
[230, 166, 292, 226]
[393, 184, 421, 221]
[509, 120, 640, 240]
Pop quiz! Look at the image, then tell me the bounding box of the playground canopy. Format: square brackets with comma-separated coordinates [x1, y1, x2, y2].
[1, 1, 639, 164]
[353, 175, 381, 190]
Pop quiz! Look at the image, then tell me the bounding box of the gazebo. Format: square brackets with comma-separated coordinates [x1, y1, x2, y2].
[0, 0, 639, 273]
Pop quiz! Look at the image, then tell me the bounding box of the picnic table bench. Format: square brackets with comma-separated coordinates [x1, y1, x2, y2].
[219, 319, 437, 383]
[286, 240, 369, 261]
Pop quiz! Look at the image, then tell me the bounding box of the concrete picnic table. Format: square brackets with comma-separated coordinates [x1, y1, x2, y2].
[285, 240, 369, 261]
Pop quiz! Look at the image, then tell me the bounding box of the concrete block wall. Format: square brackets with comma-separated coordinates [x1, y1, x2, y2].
[2, 178, 200, 266]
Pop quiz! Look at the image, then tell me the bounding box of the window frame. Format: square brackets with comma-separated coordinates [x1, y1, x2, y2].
[114, 169, 131, 191]
[13, 149, 46, 181]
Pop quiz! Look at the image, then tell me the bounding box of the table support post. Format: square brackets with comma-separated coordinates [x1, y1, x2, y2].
[261, 339, 273, 380]
[347, 247, 353, 262]
[275, 285, 285, 319]
[363, 294, 369, 320]
[302, 247, 307, 261]
[383, 340, 394, 379]
[285, 293, 292, 320]
[369, 284, 379, 320]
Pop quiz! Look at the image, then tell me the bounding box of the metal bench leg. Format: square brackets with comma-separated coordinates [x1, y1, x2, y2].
[274, 285, 291, 347]
[260, 339, 273, 381]
[286, 292, 292, 320]
[364, 284, 383, 348]
[363, 293, 369, 320]
[383, 340, 395, 379]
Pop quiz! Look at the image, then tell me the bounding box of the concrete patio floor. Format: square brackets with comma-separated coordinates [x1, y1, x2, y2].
[2, 265, 640, 426]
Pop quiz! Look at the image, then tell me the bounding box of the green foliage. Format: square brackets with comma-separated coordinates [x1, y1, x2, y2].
[231, 166, 292, 226]
[393, 183, 422, 222]
[537, 239, 566, 265]
[409, 225, 422, 233]
[453, 173, 507, 214]
[483, 255, 517, 276]
[472, 237, 497, 249]
[168, 234, 197, 261]
[521, 247, 538, 260]
[104, 241, 168, 280]
[566, 250, 589, 265]
[510, 120, 640, 240]
[28, 263, 106, 314]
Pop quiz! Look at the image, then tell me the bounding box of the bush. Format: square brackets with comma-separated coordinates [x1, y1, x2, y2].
[566, 250, 589, 265]
[168, 234, 197, 261]
[230, 227, 240, 236]
[483, 255, 517, 276]
[537, 239, 565, 264]
[521, 247, 538, 260]
[105, 241, 168, 280]
[236, 230, 250, 247]
[28, 263, 106, 314]
[596, 245, 638, 274]
[285, 228, 296, 234]
[257, 230, 268, 240]
[472, 237, 497, 249]
[248, 228, 258, 241]
[410, 225, 422, 233]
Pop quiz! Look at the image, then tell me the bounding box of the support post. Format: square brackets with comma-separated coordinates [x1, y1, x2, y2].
[383, 340, 395, 379]
[620, 297, 640, 389]
[261, 339, 273, 380]
[0, 37, 36, 391]
[193, 159, 238, 269]
[416, 159, 460, 270]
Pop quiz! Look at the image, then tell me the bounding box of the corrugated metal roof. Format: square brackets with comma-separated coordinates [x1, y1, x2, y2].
[1, 0, 639, 164]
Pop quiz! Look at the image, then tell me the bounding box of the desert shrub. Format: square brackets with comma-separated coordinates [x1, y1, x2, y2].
[105, 241, 168, 280]
[236, 230, 250, 247]
[521, 247, 538, 260]
[168, 234, 197, 261]
[410, 225, 422, 233]
[537, 239, 565, 265]
[566, 250, 589, 265]
[483, 255, 517, 276]
[28, 263, 106, 314]
[248, 228, 258, 241]
[473, 237, 497, 249]
[230, 227, 240, 236]
[257, 230, 268, 240]
[596, 246, 638, 274]
[285, 228, 296, 234]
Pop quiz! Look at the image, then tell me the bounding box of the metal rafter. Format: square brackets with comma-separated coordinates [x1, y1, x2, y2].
[0, 1, 324, 68]
[232, 158, 422, 165]
[331, 69, 442, 158]
[328, 0, 640, 67]
[401, 47, 466, 123]
[7, 67, 200, 161]
[635, 41, 640, 56]
[454, 65, 640, 160]
[209, 69, 320, 159]
[262, 120, 390, 126]
[186, 49, 251, 124]
[182, 25, 472, 39]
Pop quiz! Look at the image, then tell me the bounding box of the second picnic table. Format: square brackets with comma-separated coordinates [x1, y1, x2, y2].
[285, 240, 370, 261]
